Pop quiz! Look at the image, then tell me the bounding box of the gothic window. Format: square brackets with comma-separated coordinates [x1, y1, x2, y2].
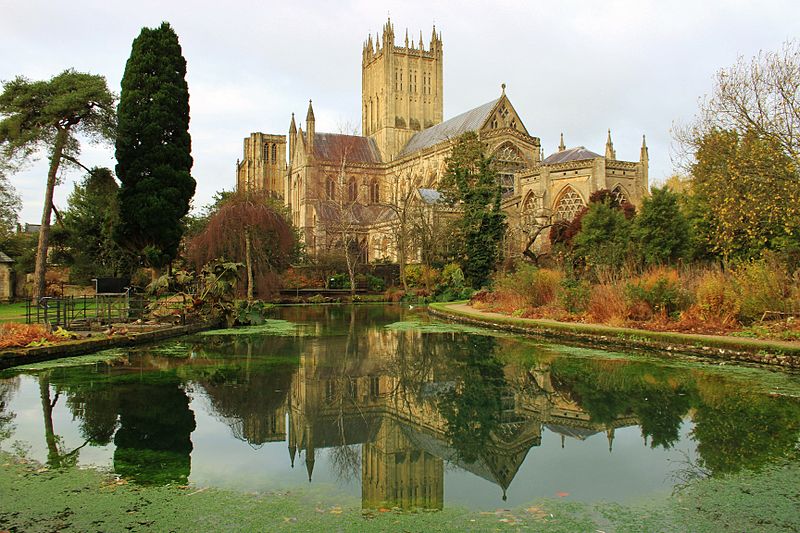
[611, 185, 628, 205]
[492, 143, 526, 197]
[326, 177, 336, 200]
[347, 177, 358, 202]
[263, 143, 270, 162]
[271, 144, 277, 162]
[521, 193, 541, 228]
[369, 179, 380, 203]
[554, 187, 586, 221]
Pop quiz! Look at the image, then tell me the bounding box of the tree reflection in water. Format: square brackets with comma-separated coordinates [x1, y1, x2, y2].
[3, 304, 799, 509]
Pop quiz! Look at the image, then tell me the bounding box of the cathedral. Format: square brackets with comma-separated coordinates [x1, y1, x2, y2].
[236, 18, 649, 261]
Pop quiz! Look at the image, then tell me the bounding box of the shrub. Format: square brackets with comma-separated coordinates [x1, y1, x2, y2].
[404, 264, 422, 287]
[625, 268, 689, 317]
[329, 273, 350, 289]
[558, 277, 591, 314]
[692, 269, 741, 326]
[587, 283, 628, 325]
[494, 264, 563, 308]
[440, 262, 466, 289]
[732, 258, 792, 323]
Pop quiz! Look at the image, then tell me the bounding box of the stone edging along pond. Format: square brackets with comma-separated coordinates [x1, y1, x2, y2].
[0, 321, 218, 370]
[428, 302, 800, 369]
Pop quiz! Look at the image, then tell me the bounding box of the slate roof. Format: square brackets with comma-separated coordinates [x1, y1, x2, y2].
[314, 202, 396, 226]
[0, 251, 13, 263]
[398, 98, 500, 158]
[418, 188, 443, 205]
[542, 146, 602, 165]
[312, 133, 382, 164]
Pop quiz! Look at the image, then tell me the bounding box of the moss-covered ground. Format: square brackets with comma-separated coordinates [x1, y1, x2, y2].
[1, 451, 798, 532]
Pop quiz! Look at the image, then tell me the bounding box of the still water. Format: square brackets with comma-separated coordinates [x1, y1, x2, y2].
[1, 304, 799, 511]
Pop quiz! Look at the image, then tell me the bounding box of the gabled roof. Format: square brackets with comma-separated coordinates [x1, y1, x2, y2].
[313, 133, 382, 164]
[398, 98, 501, 157]
[0, 251, 13, 263]
[542, 146, 602, 165]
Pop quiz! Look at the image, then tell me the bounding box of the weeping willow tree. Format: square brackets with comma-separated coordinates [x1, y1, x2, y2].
[187, 191, 298, 299]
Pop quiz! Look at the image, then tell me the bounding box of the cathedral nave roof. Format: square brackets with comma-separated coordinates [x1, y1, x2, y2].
[398, 98, 501, 158]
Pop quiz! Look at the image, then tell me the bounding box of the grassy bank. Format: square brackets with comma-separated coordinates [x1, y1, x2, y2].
[1, 451, 798, 532]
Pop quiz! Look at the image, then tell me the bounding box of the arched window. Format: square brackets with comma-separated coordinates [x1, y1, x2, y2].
[263, 143, 270, 162]
[347, 178, 358, 202]
[326, 177, 336, 200]
[271, 144, 277, 162]
[553, 187, 585, 221]
[611, 185, 628, 205]
[492, 142, 526, 197]
[369, 179, 380, 204]
[521, 192, 541, 228]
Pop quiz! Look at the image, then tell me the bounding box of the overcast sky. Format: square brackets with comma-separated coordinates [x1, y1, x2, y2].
[1, 0, 797, 224]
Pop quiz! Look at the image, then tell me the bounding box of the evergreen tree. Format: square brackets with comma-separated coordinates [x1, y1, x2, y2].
[632, 186, 690, 265]
[0, 70, 116, 298]
[572, 201, 632, 272]
[115, 22, 195, 270]
[63, 167, 132, 283]
[440, 132, 506, 288]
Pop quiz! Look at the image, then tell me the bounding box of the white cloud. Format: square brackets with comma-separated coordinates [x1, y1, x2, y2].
[2, 0, 799, 221]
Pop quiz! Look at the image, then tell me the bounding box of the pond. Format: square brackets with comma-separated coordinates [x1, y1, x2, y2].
[1, 304, 799, 513]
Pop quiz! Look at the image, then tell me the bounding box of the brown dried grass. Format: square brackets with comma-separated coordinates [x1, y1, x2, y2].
[587, 283, 628, 326]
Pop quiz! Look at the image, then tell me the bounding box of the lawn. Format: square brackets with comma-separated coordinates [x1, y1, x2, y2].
[0, 301, 29, 323]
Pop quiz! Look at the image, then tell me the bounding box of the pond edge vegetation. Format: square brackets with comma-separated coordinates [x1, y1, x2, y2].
[428, 301, 800, 368]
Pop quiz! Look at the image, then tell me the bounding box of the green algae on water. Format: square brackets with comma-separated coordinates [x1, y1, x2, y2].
[0, 350, 127, 374]
[199, 319, 308, 337]
[384, 320, 505, 336]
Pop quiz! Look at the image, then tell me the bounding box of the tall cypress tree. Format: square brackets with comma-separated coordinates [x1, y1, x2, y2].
[115, 22, 195, 270]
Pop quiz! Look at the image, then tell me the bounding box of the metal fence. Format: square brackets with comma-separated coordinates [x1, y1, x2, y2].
[25, 293, 148, 329]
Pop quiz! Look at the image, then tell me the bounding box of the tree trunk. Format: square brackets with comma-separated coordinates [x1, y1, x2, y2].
[39, 376, 60, 467]
[245, 228, 253, 301]
[345, 241, 356, 297]
[33, 128, 68, 301]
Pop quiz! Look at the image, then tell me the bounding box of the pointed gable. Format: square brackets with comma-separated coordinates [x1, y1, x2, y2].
[397, 95, 529, 158]
[398, 98, 500, 157]
[480, 95, 529, 136]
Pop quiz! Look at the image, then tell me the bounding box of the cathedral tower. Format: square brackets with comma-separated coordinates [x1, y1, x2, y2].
[362, 18, 443, 161]
[236, 132, 287, 197]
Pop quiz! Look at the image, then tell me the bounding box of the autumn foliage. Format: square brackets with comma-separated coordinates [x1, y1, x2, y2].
[0, 323, 72, 349]
[187, 191, 297, 298]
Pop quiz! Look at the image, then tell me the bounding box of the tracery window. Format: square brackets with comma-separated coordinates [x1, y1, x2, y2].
[611, 185, 628, 205]
[492, 143, 526, 197]
[271, 144, 277, 162]
[554, 188, 585, 221]
[263, 143, 270, 162]
[369, 179, 380, 204]
[521, 193, 542, 228]
[347, 177, 358, 202]
[326, 177, 336, 200]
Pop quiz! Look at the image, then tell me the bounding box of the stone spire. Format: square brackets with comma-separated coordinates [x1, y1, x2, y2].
[288, 113, 297, 165]
[640, 134, 648, 162]
[558, 132, 566, 152]
[605, 129, 616, 160]
[405, 28, 409, 47]
[306, 100, 315, 154]
[419, 30, 424, 50]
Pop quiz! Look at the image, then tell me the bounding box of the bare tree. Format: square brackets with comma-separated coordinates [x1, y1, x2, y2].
[676, 39, 800, 166]
[377, 164, 426, 290]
